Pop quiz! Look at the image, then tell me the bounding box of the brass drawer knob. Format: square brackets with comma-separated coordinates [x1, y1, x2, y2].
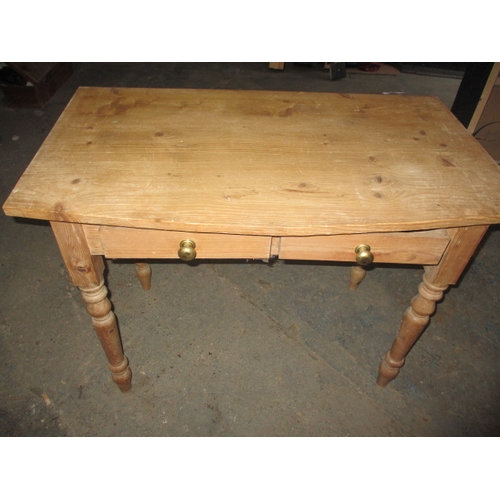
[178, 239, 197, 261]
[354, 244, 373, 266]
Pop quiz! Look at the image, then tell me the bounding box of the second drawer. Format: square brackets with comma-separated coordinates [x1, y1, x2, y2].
[278, 229, 451, 265]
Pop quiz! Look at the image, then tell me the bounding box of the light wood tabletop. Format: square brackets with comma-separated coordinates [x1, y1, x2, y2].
[4, 86, 500, 392]
[4, 87, 500, 235]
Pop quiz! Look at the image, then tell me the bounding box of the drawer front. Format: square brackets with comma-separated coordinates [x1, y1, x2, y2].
[83, 225, 272, 260]
[279, 230, 450, 265]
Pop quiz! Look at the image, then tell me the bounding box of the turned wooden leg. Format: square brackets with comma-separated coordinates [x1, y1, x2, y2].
[377, 276, 446, 386]
[80, 280, 132, 392]
[135, 261, 152, 290]
[377, 225, 489, 386]
[349, 265, 367, 290]
[50, 221, 132, 392]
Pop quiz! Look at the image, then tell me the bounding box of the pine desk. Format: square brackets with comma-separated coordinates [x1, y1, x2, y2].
[4, 87, 500, 392]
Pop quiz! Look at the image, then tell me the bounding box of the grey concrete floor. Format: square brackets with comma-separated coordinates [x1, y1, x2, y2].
[1, 63, 499, 436]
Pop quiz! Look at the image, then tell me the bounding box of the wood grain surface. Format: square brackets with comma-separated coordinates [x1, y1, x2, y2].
[4, 87, 500, 235]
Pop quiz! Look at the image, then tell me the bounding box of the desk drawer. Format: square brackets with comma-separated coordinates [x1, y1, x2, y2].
[83, 225, 272, 260]
[279, 229, 450, 265]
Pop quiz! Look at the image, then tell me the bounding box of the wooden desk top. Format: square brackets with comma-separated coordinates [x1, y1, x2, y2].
[4, 86, 500, 236]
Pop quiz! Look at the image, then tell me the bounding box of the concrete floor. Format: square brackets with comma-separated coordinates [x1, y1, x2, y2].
[1, 62, 499, 436]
